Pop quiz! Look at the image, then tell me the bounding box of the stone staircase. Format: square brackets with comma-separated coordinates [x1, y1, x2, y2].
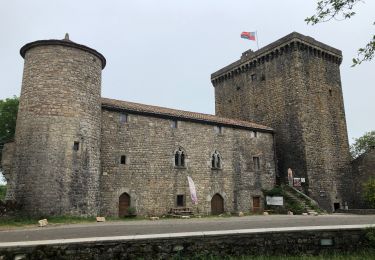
[282, 185, 321, 215]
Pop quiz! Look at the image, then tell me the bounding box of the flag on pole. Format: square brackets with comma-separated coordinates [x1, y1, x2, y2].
[241, 31, 256, 41]
[187, 176, 198, 205]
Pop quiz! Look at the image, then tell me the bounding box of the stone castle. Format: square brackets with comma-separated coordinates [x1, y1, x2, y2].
[1, 32, 358, 216]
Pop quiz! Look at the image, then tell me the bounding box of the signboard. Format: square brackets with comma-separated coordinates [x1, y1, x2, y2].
[266, 196, 284, 206]
[293, 178, 302, 187]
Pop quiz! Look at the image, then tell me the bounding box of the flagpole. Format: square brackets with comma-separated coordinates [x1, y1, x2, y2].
[256, 31, 259, 50]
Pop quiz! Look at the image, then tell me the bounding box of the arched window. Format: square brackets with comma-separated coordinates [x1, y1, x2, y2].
[175, 147, 186, 167]
[211, 150, 222, 169]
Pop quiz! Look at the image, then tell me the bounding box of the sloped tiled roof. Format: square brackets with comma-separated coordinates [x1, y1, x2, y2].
[101, 97, 273, 132]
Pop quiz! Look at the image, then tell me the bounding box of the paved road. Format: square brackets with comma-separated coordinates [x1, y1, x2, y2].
[0, 214, 374, 243]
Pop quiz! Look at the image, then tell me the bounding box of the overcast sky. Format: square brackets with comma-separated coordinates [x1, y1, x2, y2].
[0, 0, 374, 143]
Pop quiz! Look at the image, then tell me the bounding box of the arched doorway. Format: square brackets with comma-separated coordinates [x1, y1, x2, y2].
[211, 193, 224, 215]
[119, 193, 130, 217]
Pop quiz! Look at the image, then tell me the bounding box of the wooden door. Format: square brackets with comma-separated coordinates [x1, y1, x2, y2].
[252, 196, 261, 213]
[211, 194, 224, 215]
[119, 193, 130, 217]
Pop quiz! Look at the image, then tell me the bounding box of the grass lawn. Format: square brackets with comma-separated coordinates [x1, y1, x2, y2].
[0, 215, 154, 228]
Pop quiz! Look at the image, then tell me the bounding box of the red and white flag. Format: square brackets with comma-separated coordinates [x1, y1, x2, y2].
[241, 31, 256, 41]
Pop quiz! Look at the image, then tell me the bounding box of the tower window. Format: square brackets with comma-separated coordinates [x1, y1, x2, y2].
[177, 195, 185, 207]
[261, 74, 266, 81]
[120, 155, 126, 165]
[253, 157, 260, 171]
[175, 147, 186, 167]
[73, 142, 80, 151]
[211, 151, 222, 169]
[329, 89, 332, 96]
[120, 113, 128, 123]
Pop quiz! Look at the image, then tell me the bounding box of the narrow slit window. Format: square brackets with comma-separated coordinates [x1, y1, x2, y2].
[73, 141, 80, 151]
[253, 157, 260, 171]
[120, 155, 126, 165]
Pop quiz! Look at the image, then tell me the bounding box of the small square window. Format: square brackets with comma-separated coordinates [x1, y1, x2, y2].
[120, 155, 126, 165]
[171, 120, 178, 128]
[120, 113, 128, 123]
[251, 74, 257, 81]
[177, 195, 184, 207]
[214, 126, 223, 134]
[253, 157, 260, 171]
[73, 141, 79, 151]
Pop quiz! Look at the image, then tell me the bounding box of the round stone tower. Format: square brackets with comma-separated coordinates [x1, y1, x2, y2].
[12, 34, 106, 216]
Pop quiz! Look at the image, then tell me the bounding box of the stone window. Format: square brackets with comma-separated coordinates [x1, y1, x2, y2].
[211, 150, 222, 169]
[120, 155, 126, 165]
[329, 89, 332, 96]
[171, 120, 178, 128]
[73, 141, 80, 151]
[251, 74, 257, 81]
[177, 195, 185, 207]
[120, 113, 128, 123]
[253, 156, 260, 171]
[174, 147, 186, 168]
[214, 126, 223, 134]
[252, 131, 258, 138]
[261, 74, 266, 81]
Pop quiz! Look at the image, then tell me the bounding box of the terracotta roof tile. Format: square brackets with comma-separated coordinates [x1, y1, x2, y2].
[101, 98, 273, 132]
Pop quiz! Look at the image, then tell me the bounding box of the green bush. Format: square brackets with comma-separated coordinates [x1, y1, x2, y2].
[363, 178, 375, 208]
[263, 186, 284, 197]
[0, 185, 6, 201]
[127, 206, 137, 216]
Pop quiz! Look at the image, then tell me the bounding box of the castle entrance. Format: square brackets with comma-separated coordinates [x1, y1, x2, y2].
[211, 194, 224, 215]
[119, 193, 130, 217]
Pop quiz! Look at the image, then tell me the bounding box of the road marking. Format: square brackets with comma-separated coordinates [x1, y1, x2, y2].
[0, 224, 374, 248]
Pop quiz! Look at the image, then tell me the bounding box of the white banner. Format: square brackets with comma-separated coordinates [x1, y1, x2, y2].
[266, 196, 283, 206]
[187, 176, 198, 205]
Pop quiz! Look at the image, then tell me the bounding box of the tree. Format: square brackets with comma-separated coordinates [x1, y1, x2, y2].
[306, 0, 375, 66]
[0, 96, 19, 170]
[363, 178, 375, 208]
[350, 131, 375, 158]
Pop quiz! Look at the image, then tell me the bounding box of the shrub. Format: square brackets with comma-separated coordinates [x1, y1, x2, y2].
[363, 178, 375, 208]
[0, 185, 6, 201]
[127, 206, 137, 216]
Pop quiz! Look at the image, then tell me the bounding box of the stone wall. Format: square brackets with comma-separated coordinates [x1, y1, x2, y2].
[11, 39, 105, 216]
[99, 109, 276, 216]
[0, 227, 373, 259]
[350, 147, 375, 208]
[211, 32, 351, 211]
